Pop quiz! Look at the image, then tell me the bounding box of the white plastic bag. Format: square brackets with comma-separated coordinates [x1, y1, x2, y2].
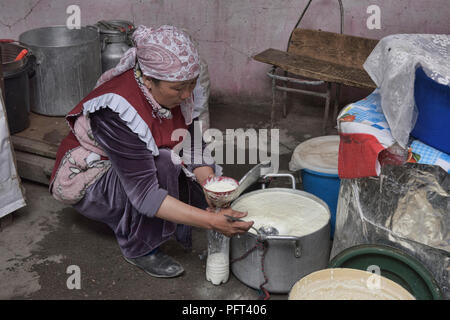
[0, 89, 26, 218]
[363, 34, 450, 148]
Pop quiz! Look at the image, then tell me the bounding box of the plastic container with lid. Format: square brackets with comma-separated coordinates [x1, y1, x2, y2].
[289, 135, 340, 238]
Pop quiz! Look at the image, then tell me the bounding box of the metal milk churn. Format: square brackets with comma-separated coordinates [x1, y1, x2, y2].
[94, 20, 135, 73]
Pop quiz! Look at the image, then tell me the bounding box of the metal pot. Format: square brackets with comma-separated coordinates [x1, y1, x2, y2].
[230, 174, 331, 294]
[19, 26, 101, 116]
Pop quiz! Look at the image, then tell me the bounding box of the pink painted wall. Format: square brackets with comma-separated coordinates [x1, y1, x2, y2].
[1, 0, 449, 106]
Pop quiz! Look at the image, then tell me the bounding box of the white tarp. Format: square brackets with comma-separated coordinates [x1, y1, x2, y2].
[0, 88, 26, 218]
[363, 34, 450, 148]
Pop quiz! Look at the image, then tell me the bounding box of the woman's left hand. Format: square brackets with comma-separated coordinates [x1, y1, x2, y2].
[207, 207, 254, 237]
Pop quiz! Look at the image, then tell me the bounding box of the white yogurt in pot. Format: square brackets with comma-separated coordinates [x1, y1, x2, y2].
[231, 191, 329, 237]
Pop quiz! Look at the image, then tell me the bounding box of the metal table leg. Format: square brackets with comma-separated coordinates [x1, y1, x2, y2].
[283, 70, 288, 118]
[333, 83, 341, 125]
[267, 68, 325, 129]
[271, 67, 277, 128]
[322, 82, 332, 134]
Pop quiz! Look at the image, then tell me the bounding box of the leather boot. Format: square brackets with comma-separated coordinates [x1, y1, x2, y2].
[124, 250, 184, 278]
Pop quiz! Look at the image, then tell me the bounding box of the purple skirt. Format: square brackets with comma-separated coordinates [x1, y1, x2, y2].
[73, 148, 208, 258]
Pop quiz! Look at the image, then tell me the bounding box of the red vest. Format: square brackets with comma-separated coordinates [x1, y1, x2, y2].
[50, 69, 188, 188]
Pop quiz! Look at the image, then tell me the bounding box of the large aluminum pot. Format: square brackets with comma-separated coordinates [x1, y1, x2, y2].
[230, 176, 331, 294]
[19, 26, 101, 116]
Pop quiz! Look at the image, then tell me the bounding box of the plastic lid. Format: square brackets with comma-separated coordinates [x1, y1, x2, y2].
[289, 135, 340, 175]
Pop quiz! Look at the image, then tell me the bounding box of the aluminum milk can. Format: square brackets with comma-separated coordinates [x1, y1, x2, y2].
[94, 20, 135, 73]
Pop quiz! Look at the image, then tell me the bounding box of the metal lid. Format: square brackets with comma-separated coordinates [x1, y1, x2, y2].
[107, 20, 135, 32]
[95, 20, 134, 35]
[289, 135, 340, 175]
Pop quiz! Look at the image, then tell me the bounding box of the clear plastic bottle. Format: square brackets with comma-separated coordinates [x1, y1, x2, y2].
[206, 229, 230, 285]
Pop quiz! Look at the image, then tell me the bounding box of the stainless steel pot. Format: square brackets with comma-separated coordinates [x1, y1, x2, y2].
[230, 174, 331, 294]
[19, 26, 101, 116]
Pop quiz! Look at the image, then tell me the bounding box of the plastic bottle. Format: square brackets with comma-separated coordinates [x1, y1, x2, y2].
[206, 229, 230, 285]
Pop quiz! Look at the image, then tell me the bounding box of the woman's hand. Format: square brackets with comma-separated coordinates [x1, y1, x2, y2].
[207, 207, 254, 237]
[193, 167, 215, 187]
[156, 195, 252, 236]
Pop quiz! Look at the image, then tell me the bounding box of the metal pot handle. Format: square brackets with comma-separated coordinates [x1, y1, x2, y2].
[86, 25, 100, 33]
[256, 234, 302, 258]
[30, 50, 44, 66]
[101, 36, 108, 52]
[261, 173, 296, 190]
[27, 54, 36, 78]
[260, 234, 298, 241]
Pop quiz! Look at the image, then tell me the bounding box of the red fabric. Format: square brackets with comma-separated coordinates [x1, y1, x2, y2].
[338, 133, 386, 179]
[50, 70, 188, 187]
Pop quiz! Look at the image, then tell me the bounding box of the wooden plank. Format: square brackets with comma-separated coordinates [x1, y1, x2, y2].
[11, 112, 69, 159]
[11, 135, 58, 158]
[14, 150, 55, 186]
[253, 48, 376, 89]
[288, 29, 379, 69]
[13, 112, 69, 147]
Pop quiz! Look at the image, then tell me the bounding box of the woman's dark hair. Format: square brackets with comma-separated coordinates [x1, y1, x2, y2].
[149, 77, 161, 86]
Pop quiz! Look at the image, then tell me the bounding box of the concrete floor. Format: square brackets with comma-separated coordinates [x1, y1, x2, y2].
[0, 95, 338, 300]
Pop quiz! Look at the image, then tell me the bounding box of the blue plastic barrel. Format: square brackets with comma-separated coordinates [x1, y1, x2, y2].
[289, 136, 341, 238]
[411, 67, 450, 154]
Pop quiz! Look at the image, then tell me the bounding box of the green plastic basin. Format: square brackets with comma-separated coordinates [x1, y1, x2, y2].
[329, 244, 442, 300]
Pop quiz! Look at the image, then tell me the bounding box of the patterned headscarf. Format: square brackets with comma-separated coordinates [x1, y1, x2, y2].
[95, 25, 201, 124]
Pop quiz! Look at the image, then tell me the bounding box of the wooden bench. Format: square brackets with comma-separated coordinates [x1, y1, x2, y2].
[11, 112, 69, 185]
[253, 29, 379, 133]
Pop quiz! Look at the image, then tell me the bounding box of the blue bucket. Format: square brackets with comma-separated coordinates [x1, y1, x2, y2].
[290, 136, 341, 238]
[300, 169, 340, 238]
